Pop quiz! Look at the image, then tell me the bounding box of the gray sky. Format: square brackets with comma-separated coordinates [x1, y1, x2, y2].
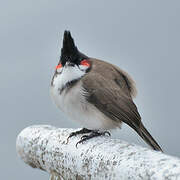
[1, 0, 180, 179]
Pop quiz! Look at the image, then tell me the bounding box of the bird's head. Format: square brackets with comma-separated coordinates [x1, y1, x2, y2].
[55, 31, 91, 74]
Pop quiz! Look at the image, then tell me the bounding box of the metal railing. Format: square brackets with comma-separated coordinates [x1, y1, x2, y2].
[16, 125, 180, 180]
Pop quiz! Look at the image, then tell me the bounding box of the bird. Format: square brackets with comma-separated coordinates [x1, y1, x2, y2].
[50, 30, 163, 151]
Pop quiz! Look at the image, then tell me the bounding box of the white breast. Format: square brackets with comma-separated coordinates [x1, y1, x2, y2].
[50, 66, 120, 130]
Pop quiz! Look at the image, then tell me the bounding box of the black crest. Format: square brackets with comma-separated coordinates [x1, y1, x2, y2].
[60, 30, 88, 66]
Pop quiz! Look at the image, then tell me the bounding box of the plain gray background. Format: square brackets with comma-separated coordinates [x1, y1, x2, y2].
[1, 0, 180, 179]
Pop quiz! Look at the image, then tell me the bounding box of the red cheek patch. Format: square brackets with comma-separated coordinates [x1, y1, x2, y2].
[56, 64, 62, 69]
[80, 59, 90, 67]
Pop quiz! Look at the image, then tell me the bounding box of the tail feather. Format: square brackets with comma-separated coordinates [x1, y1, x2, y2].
[137, 123, 163, 152]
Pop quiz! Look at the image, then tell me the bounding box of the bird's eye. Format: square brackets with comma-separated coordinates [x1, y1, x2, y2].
[55, 63, 63, 73]
[80, 59, 90, 67]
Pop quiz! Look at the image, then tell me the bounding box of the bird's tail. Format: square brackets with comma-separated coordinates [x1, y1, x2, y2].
[136, 123, 163, 152]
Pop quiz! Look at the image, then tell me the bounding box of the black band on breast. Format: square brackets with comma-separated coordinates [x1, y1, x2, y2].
[58, 78, 81, 94]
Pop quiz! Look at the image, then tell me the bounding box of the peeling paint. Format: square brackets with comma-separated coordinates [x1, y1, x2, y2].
[16, 125, 180, 180]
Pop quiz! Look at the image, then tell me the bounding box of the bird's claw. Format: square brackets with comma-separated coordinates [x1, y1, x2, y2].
[103, 131, 111, 136]
[66, 128, 93, 144]
[76, 130, 111, 148]
[66, 132, 76, 144]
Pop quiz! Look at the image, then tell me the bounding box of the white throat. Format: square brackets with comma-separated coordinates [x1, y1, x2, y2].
[52, 65, 86, 91]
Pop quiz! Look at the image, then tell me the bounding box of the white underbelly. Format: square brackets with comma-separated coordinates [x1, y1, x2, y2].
[50, 81, 120, 130]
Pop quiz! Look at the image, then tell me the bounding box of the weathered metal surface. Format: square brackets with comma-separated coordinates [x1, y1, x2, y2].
[16, 125, 180, 180]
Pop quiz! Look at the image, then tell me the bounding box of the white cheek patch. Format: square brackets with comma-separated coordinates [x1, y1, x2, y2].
[53, 65, 86, 91]
[79, 65, 89, 71]
[57, 67, 63, 73]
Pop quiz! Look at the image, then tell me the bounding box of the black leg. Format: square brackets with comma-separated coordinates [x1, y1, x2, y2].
[66, 128, 92, 143]
[76, 130, 111, 148]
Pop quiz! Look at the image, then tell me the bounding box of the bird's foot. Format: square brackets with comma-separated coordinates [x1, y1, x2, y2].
[66, 128, 92, 144]
[76, 130, 111, 148]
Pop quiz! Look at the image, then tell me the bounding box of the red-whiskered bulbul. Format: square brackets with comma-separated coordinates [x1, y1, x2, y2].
[50, 30, 162, 151]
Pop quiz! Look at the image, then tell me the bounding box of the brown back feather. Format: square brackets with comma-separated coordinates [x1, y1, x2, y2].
[82, 58, 162, 151]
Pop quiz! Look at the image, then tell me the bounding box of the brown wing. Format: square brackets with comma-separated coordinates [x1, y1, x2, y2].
[81, 59, 162, 151]
[82, 67, 141, 129]
[87, 59, 137, 98]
